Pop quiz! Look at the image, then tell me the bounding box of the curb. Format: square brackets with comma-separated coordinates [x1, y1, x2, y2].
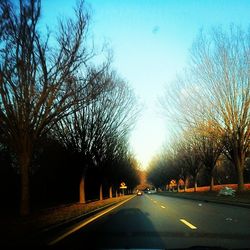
[157, 192, 250, 209]
[40, 201, 118, 233]
[30, 195, 136, 246]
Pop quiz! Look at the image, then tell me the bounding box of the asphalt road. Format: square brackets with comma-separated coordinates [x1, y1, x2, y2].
[51, 194, 250, 250]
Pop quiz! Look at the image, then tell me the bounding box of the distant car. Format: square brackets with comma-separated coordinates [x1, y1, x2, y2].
[148, 189, 157, 194]
[137, 191, 143, 196]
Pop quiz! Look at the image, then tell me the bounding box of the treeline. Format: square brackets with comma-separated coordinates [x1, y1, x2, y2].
[147, 131, 250, 192]
[148, 25, 250, 191]
[0, 0, 140, 216]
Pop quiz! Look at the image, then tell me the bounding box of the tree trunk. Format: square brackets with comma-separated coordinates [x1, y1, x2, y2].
[99, 184, 103, 200]
[184, 178, 188, 192]
[236, 163, 245, 192]
[235, 152, 245, 192]
[19, 152, 31, 216]
[237, 170, 245, 192]
[194, 175, 198, 192]
[79, 174, 86, 203]
[210, 175, 214, 191]
[109, 186, 112, 198]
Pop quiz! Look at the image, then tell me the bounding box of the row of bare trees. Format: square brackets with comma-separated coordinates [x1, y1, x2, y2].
[0, 0, 140, 216]
[52, 70, 139, 204]
[147, 130, 231, 192]
[149, 25, 249, 191]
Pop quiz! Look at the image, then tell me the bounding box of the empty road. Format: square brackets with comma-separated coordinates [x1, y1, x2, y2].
[51, 194, 250, 249]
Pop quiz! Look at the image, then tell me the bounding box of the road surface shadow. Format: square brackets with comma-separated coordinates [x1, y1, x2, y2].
[54, 207, 166, 249]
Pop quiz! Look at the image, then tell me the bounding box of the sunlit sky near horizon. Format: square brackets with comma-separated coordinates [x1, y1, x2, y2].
[41, 0, 250, 169]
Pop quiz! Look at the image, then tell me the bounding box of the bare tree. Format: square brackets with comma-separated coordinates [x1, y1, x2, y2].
[147, 147, 181, 191]
[54, 70, 138, 203]
[165, 129, 204, 192]
[53, 64, 112, 203]
[189, 26, 250, 191]
[161, 26, 250, 191]
[0, 0, 100, 215]
[85, 74, 138, 200]
[193, 123, 224, 191]
[171, 141, 191, 192]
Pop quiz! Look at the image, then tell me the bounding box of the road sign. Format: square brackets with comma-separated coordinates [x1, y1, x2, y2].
[120, 182, 127, 189]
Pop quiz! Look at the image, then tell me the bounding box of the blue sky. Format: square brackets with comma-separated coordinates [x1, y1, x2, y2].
[41, 0, 250, 169]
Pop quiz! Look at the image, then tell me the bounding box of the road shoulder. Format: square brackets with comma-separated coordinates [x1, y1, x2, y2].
[157, 191, 250, 209]
[0, 195, 135, 247]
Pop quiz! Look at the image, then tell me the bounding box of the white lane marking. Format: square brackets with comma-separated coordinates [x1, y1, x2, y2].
[146, 195, 165, 209]
[145, 195, 154, 202]
[180, 219, 197, 229]
[48, 196, 135, 245]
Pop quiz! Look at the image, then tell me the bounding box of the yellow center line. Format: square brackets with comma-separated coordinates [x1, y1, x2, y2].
[160, 205, 166, 209]
[48, 196, 135, 245]
[153, 200, 157, 203]
[180, 219, 197, 229]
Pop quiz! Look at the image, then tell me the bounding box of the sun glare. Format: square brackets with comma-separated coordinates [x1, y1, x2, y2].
[129, 110, 168, 169]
